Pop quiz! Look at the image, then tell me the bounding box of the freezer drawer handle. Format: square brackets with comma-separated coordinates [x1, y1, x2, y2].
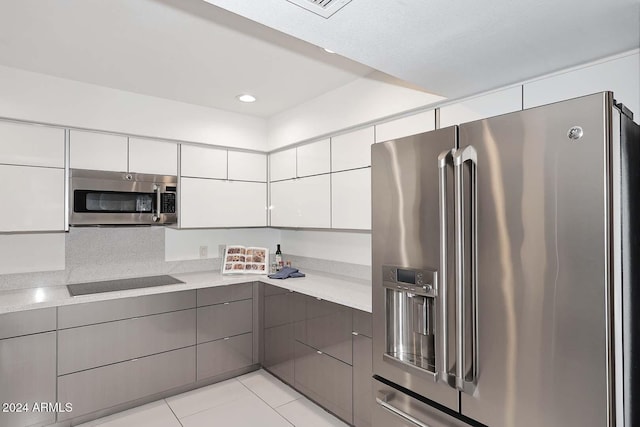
[453, 145, 479, 394]
[376, 391, 431, 427]
[438, 148, 457, 387]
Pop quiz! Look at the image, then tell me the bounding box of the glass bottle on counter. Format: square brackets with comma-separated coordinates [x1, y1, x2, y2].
[275, 244, 283, 270]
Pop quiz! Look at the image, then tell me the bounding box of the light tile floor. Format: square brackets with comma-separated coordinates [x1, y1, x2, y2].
[77, 369, 349, 427]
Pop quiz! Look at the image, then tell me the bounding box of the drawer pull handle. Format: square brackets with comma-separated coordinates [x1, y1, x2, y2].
[224, 337, 230, 340]
[224, 302, 230, 305]
[316, 297, 322, 301]
[352, 332, 359, 336]
[316, 350, 323, 355]
[376, 395, 430, 427]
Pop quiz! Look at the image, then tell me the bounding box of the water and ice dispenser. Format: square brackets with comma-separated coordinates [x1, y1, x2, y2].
[383, 266, 438, 375]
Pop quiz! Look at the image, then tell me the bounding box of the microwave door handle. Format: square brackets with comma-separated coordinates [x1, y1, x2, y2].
[152, 184, 161, 223]
[453, 145, 478, 394]
[437, 148, 456, 386]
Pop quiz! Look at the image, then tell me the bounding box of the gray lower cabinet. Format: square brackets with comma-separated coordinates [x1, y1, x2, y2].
[298, 296, 353, 364]
[294, 340, 353, 424]
[353, 334, 373, 427]
[197, 283, 253, 306]
[197, 333, 253, 380]
[0, 332, 56, 427]
[0, 308, 56, 340]
[196, 284, 256, 381]
[58, 309, 196, 375]
[58, 290, 196, 329]
[264, 323, 295, 385]
[57, 346, 195, 420]
[197, 299, 252, 344]
[263, 286, 297, 386]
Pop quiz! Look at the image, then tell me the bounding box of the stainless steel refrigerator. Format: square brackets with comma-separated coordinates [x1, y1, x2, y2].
[371, 92, 639, 427]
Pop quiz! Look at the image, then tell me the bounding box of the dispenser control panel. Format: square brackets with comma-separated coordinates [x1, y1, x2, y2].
[382, 266, 437, 297]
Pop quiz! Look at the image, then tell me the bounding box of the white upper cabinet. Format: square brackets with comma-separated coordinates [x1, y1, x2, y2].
[269, 148, 296, 182]
[181, 145, 227, 179]
[0, 165, 65, 232]
[296, 139, 330, 177]
[523, 53, 640, 115]
[180, 178, 266, 228]
[0, 122, 64, 168]
[332, 168, 371, 230]
[331, 127, 374, 172]
[375, 110, 436, 143]
[270, 174, 330, 228]
[228, 151, 266, 182]
[70, 130, 128, 172]
[439, 86, 522, 128]
[128, 138, 177, 176]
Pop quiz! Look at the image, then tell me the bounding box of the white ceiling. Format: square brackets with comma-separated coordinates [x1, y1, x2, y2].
[0, 0, 376, 117]
[206, 0, 640, 99]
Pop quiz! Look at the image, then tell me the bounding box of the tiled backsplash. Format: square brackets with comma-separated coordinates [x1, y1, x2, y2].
[0, 227, 371, 290]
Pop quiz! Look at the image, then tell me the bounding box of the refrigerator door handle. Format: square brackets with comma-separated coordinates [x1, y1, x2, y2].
[376, 391, 432, 427]
[453, 145, 478, 394]
[438, 148, 457, 387]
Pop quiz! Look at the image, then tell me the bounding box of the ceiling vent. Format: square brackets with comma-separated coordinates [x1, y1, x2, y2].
[286, 0, 352, 18]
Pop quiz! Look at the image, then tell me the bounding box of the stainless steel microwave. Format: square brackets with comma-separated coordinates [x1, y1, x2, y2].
[69, 169, 177, 226]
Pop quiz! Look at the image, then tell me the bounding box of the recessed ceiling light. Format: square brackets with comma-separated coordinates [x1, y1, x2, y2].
[323, 48, 335, 54]
[237, 94, 256, 103]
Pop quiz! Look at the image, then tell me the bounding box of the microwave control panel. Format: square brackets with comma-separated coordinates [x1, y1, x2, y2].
[161, 193, 176, 214]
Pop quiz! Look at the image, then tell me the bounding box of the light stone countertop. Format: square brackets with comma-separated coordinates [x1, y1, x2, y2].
[0, 269, 372, 315]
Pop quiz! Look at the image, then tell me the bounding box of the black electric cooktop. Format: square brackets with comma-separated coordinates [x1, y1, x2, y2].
[67, 275, 185, 296]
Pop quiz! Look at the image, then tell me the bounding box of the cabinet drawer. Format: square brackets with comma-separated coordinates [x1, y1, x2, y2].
[0, 332, 56, 427]
[294, 340, 353, 424]
[264, 291, 294, 328]
[353, 309, 372, 338]
[197, 299, 252, 343]
[0, 308, 56, 340]
[58, 309, 196, 375]
[301, 296, 353, 364]
[197, 333, 253, 380]
[57, 346, 195, 421]
[198, 283, 253, 306]
[58, 290, 196, 329]
[264, 283, 289, 296]
[264, 323, 295, 386]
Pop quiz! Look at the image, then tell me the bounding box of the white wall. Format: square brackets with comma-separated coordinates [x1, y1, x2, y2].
[267, 72, 445, 150]
[165, 228, 281, 261]
[279, 230, 371, 266]
[0, 65, 268, 151]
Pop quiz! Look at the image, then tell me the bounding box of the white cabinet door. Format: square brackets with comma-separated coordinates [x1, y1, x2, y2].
[375, 110, 436, 143]
[296, 175, 330, 228]
[332, 168, 371, 230]
[180, 178, 266, 228]
[228, 151, 267, 182]
[0, 122, 64, 168]
[523, 53, 640, 115]
[296, 139, 330, 177]
[331, 127, 374, 172]
[269, 148, 296, 182]
[269, 179, 297, 227]
[181, 145, 227, 179]
[0, 165, 64, 232]
[128, 138, 177, 176]
[270, 175, 330, 228]
[439, 86, 522, 128]
[70, 130, 128, 172]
